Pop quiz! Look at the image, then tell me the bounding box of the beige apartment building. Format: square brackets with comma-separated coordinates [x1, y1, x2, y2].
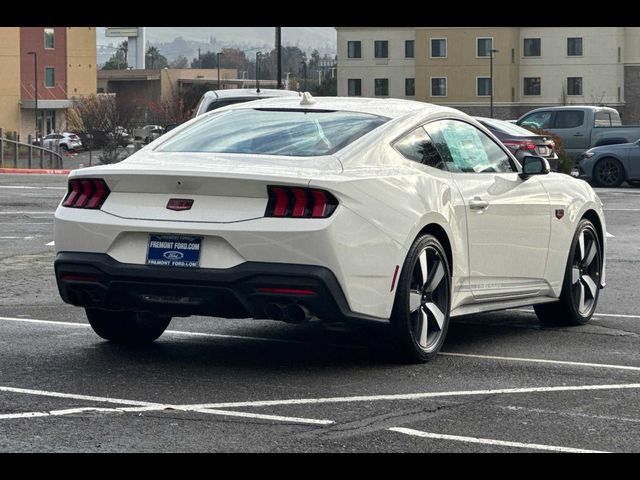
[337, 27, 640, 121]
[0, 27, 96, 138]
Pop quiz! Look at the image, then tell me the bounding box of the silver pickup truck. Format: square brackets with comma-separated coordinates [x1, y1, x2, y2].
[516, 106, 640, 160]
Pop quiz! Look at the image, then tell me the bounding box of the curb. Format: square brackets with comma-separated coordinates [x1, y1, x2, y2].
[0, 168, 71, 175]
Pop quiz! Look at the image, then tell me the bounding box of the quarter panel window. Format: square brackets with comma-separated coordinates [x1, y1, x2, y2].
[393, 127, 446, 170]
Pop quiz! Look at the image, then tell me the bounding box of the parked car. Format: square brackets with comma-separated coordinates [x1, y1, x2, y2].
[133, 125, 164, 144]
[475, 117, 559, 171]
[572, 140, 640, 187]
[193, 88, 300, 117]
[54, 96, 606, 363]
[39, 132, 83, 152]
[517, 106, 640, 160]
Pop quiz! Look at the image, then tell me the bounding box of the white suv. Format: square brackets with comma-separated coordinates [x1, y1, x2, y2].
[193, 88, 300, 117]
[41, 132, 83, 152]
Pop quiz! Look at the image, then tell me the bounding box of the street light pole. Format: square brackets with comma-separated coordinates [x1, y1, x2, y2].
[216, 52, 224, 90]
[489, 48, 499, 118]
[300, 60, 307, 91]
[256, 51, 262, 93]
[27, 51, 38, 137]
[276, 27, 282, 89]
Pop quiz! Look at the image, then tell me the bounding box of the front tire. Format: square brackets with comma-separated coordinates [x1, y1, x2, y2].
[534, 219, 602, 326]
[593, 157, 624, 187]
[86, 308, 171, 344]
[390, 234, 451, 363]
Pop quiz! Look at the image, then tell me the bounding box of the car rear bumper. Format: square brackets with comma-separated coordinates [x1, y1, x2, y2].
[54, 252, 388, 325]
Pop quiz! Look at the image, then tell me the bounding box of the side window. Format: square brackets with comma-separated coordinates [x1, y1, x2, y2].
[393, 127, 446, 170]
[424, 120, 514, 174]
[519, 111, 552, 129]
[554, 110, 584, 129]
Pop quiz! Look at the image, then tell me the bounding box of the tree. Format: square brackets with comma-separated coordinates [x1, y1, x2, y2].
[191, 50, 217, 68]
[311, 76, 337, 96]
[145, 81, 194, 127]
[309, 49, 321, 69]
[145, 45, 168, 69]
[169, 55, 189, 69]
[101, 41, 128, 70]
[67, 94, 137, 164]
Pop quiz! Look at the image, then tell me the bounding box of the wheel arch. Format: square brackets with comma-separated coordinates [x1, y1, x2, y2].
[582, 208, 604, 254]
[415, 223, 453, 275]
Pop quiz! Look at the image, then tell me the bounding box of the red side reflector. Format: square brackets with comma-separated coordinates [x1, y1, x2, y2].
[390, 265, 400, 292]
[60, 274, 98, 282]
[257, 287, 316, 295]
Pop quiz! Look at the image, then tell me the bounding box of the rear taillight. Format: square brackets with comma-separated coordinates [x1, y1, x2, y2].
[62, 178, 110, 209]
[265, 186, 338, 218]
[503, 140, 537, 152]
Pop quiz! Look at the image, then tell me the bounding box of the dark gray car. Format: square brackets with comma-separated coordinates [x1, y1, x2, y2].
[572, 140, 640, 187]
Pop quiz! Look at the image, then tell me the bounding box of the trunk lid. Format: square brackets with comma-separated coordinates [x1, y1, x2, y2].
[72, 151, 343, 223]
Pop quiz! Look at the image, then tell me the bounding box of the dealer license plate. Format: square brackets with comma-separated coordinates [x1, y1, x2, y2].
[146, 234, 202, 268]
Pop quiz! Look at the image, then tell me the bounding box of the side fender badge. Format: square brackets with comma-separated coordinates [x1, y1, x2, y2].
[555, 209, 565, 219]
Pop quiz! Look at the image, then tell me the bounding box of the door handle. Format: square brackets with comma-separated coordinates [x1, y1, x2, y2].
[469, 198, 489, 210]
[573, 133, 584, 137]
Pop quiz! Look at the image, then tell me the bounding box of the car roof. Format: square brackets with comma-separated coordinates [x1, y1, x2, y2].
[217, 95, 445, 120]
[522, 105, 618, 113]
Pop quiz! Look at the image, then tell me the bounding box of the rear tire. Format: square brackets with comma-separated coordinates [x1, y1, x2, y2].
[534, 219, 602, 326]
[390, 234, 451, 363]
[86, 308, 171, 344]
[593, 157, 624, 187]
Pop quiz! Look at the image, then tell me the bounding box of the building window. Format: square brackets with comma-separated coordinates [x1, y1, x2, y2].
[567, 37, 583, 56]
[347, 41, 361, 59]
[477, 38, 493, 57]
[374, 41, 388, 58]
[523, 38, 541, 57]
[567, 77, 583, 96]
[44, 28, 54, 49]
[523, 77, 541, 96]
[347, 79, 361, 96]
[405, 40, 415, 58]
[431, 77, 447, 97]
[45, 67, 55, 88]
[405, 78, 415, 96]
[477, 77, 492, 96]
[374, 78, 389, 96]
[431, 38, 447, 58]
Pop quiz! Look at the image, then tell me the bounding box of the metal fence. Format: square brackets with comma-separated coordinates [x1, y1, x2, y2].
[0, 128, 64, 170]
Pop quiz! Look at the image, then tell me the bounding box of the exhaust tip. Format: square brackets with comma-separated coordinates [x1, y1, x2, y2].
[264, 303, 286, 321]
[283, 303, 312, 324]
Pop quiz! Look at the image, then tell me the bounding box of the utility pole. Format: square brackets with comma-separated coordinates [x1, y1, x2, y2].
[489, 48, 499, 118]
[27, 51, 38, 137]
[300, 60, 307, 91]
[256, 51, 262, 93]
[276, 27, 282, 89]
[217, 52, 224, 90]
[198, 48, 201, 68]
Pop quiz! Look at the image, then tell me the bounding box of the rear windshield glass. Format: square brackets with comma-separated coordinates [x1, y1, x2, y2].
[158, 108, 389, 157]
[478, 118, 537, 137]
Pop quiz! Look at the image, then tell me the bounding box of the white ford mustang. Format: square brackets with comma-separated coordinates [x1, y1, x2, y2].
[54, 95, 606, 362]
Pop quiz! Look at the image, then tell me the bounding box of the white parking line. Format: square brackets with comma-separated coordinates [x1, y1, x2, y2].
[0, 385, 332, 425]
[184, 383, 640, 409]
[439, 352, 640, 372]
[0, 212, 54, 215]
[517, 309, 640, 320]
[46, 241, 55, 246]
[0, 186, 66, 190]
[603, 208, 640, 212]
[388, 427, 608, 453]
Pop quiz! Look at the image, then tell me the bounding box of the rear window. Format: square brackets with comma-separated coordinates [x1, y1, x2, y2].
[158, 108, 389, 157]
[478, 118, 538, 137]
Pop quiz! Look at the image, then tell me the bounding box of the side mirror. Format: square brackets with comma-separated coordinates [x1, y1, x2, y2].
[520, 155, 550, 179]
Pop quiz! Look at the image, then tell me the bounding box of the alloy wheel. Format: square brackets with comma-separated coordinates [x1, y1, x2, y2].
[408, 246, 449, 352]
[570, 227, 600, 317]
[595, 158, 623, 187]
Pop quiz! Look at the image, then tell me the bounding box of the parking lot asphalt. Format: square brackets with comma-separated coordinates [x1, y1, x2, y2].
[0, 173, 639, 452]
